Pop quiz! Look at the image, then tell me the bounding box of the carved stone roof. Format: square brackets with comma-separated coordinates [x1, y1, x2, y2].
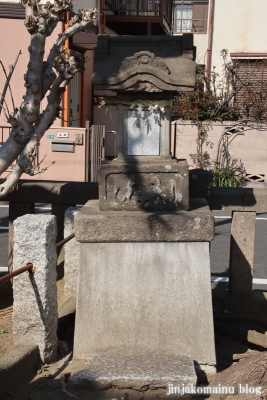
[92, 35, 196, 93]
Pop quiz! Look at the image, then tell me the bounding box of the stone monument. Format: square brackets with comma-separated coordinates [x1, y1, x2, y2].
[71, 34, 216, 390]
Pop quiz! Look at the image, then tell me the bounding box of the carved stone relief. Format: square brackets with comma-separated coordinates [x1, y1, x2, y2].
[119, 51, 170, 75]
[105, 172, 185, 211]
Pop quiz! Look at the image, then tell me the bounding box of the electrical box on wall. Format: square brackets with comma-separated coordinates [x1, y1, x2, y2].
[52, 140, 75, 152]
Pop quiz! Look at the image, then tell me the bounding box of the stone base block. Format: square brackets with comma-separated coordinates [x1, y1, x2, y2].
[98, 159, 189, 211]
[71, 354, 197, 391]
[75, 199, 214, 243]
[73, 199, 216, 366]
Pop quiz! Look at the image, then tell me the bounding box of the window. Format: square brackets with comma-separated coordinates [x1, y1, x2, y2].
[231, 55, 267, 121]
[173, 1, 208, 34]
[174, 3, 193, 32]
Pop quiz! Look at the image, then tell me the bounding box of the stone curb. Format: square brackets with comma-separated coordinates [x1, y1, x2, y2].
[0, 297, 77, 398]
[0, 342, 40, 398]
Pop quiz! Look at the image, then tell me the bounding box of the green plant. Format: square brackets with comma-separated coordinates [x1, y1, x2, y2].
[172, 50, 261, 186]
[213, 160, 246, 187]
[212, 126, 246, 187]
[0, 329, 8, 334]
[172, 63, 239, 123]
[37, 363, 49, 375]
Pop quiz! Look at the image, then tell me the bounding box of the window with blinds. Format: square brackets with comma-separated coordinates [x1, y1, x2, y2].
[0, 2, 25, 19]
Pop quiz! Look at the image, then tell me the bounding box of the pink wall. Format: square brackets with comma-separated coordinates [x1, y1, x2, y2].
[0, 18, 63, 126]
[2, 126, 87, 182]
[0, 19, 89, 182]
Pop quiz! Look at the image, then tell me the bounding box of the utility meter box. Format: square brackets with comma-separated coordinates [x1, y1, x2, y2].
[51, 140, 75, 153]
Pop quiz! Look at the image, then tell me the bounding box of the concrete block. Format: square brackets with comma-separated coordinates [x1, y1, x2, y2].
[64, 206, 81, 299]
[0, 343, 39, 398]
[229, 211, 256, 295]
[12, 214, 58, 363]
[75, 199, 214, 243]
[73, 240, 216, 366]
[189, 169, 213, 199]
[71, 353, 197, 390]
[244, 188, 267, 212]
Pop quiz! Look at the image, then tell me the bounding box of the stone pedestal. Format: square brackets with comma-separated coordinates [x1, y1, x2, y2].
[73, 199, 216, 370]
[99, 159, 189, 211]
[72, 33, 215, 388]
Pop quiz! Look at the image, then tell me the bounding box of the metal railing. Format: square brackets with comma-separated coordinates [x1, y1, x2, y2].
[104, 0, 160, 16]
[0, 263, 34, 284]
[90, 125, 105, 183]
[0, 233, 75, 284]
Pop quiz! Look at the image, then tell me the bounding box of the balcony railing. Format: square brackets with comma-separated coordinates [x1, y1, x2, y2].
[104, 0, 159, 16]
[103, 0, 173, 34]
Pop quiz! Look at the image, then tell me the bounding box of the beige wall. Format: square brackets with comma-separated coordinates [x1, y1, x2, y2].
[194, 34, 208, 65]
[211, 0, 267, 70]
[177, 1, 267, 74]
[172, 121, 267, 180]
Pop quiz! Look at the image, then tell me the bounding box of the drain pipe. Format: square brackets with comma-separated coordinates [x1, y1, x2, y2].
[206, 0, 215, 89]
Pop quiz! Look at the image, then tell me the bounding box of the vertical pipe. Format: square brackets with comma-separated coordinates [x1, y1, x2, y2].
[174, 122, 177, 158]
[159, 0, 164, 26]
[206, 0, 215, 88]
[80, 69, 84, 127]
[63, 12, 70, 127]
[99, 0, 104, 33]
[85, 121, 90, 181]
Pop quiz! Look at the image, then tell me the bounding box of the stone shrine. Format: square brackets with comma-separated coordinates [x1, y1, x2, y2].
[72, 35, 216, 389]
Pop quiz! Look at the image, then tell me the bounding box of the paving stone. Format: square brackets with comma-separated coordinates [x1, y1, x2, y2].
[71, 353, 197, 391]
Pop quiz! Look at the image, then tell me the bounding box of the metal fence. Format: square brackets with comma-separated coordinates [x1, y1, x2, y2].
[90, 125, 106, 182]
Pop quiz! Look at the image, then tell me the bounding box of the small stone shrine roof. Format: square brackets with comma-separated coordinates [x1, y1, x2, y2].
[92, 34, 196, 93]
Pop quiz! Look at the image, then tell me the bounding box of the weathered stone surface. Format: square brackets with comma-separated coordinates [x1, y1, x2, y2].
[64, 206, 81, 299]
[229, 211, 256, 295]
[73, 239, 216, 365]
[92, 35, 196, 92]
[117, 103, 172, 158]
[98, 159, 189, 211]
[75, 199, 214, 242]
[12, 215, 58, 363]
[71, 354, 197, 390]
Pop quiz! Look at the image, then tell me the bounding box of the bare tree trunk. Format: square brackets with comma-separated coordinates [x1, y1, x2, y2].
[0, 0, 96, 197]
